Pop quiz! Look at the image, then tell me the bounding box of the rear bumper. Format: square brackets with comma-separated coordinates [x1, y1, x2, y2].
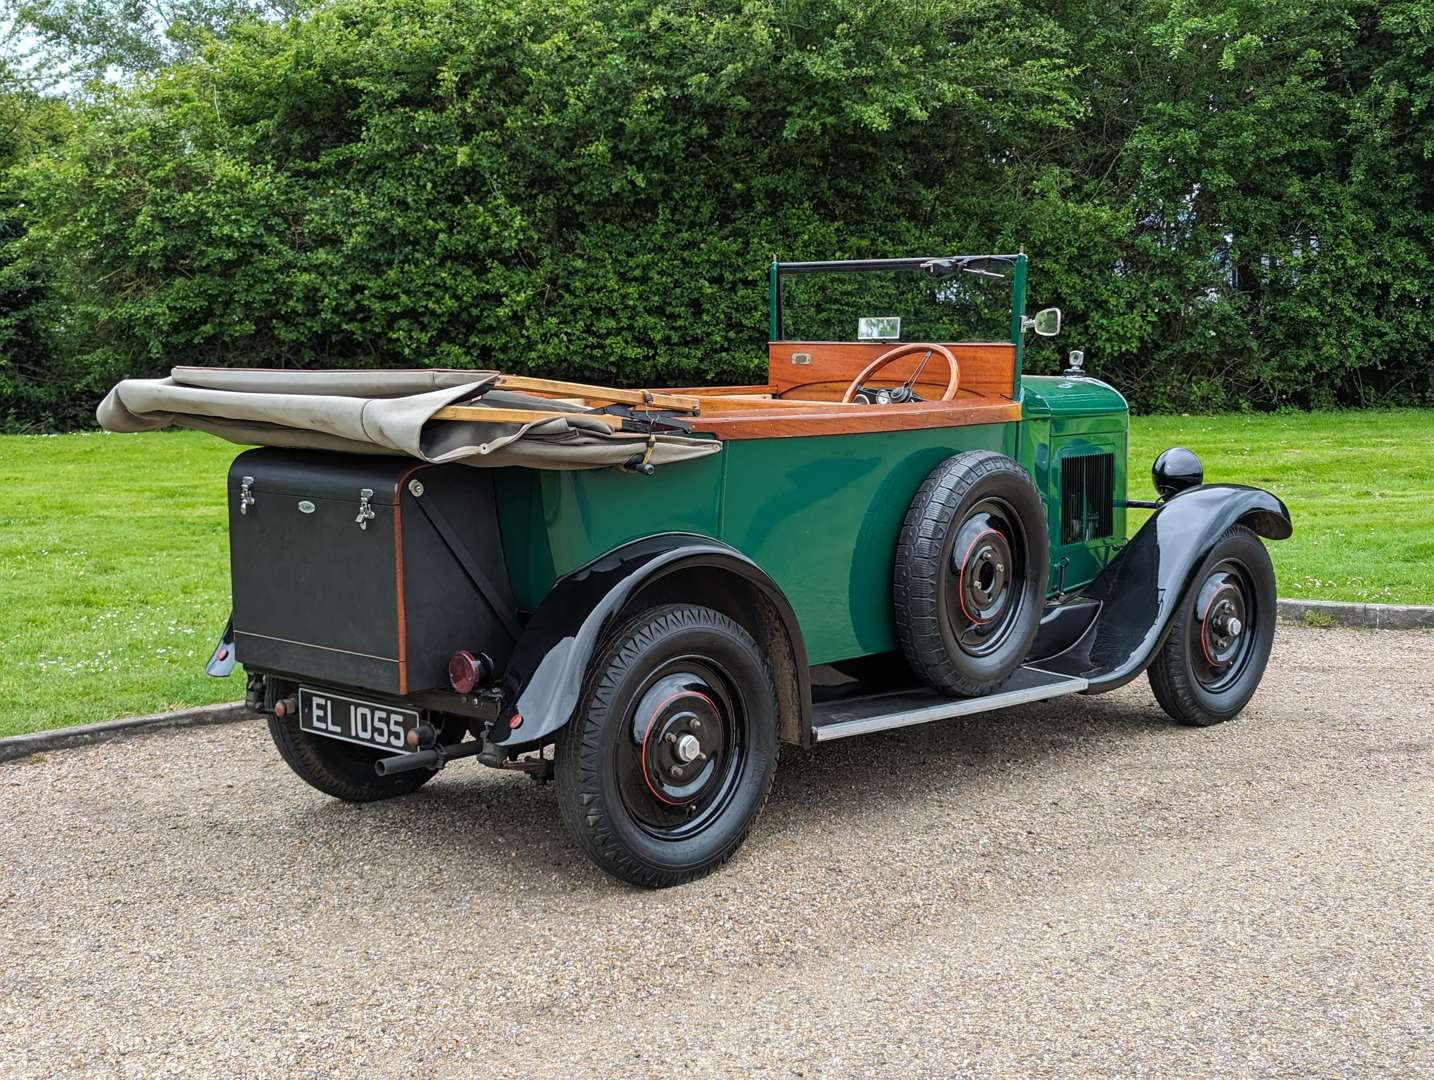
[245, 669, 500, 727]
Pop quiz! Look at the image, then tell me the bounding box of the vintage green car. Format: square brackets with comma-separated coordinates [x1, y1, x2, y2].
[101, 252, 1291, 887]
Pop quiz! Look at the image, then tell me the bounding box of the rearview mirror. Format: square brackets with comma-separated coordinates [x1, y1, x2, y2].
[1031, 307, 1061, 336]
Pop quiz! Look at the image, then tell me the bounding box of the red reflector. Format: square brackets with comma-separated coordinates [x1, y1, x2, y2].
[217, 648, 229, 661]
[509, 713, 523, 729]
[448, 650, 483, 694]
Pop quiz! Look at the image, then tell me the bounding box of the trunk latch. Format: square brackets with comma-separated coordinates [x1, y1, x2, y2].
[239, 475, 256, 515]
[355, 488, 376, 530]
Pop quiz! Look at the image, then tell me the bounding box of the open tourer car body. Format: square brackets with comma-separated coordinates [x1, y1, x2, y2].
[100, 252, 1291, 886]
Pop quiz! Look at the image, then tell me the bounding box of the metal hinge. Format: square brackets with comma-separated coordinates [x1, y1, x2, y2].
[355, 488, 375, 530]
[239, 476, 256, 515]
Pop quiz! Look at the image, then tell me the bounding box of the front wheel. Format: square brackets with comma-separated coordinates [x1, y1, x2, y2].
[555, 604, 779, 888]
[1148, 524, 1277, 726]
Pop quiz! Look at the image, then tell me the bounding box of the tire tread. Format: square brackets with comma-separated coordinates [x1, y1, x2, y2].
[894, 451, 1047, 696]
[555, 604, 778, 888]
[1147, 524, 1276, 726]
[267, 713, 433, 803]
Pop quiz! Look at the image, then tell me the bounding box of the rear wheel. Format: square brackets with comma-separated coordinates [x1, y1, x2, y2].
[555, 604, 779, 888]
[268, 712, 463, 803]
[1148, 525, 1276, 726]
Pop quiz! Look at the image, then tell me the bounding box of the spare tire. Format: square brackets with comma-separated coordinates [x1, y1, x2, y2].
[894, 451, 1049, 696]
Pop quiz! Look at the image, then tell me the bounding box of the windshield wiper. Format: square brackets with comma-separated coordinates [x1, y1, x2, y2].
[920, 256, 1013, 280]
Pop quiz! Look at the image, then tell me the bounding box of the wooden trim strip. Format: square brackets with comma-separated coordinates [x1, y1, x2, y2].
[495, 376, 700, 413]
[688, 400, 1022, 440]
[393, 463, 431, 697]
[688, 395, 866, 413]
[395, 492, 407, 694]
[431, 405, 625, 430]
[770, 340, 1014, 347]
[658, 384, 777, 397]
[771, 380, 992, 402]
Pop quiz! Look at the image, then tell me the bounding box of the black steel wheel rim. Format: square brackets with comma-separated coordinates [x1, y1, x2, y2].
[614, 657, 747, 841]
[944, 498, 1030, 657]
[1190, 560, 1258, 692]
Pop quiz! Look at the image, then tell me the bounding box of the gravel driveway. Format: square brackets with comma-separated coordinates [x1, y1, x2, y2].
[2, 624, 1431, 1078]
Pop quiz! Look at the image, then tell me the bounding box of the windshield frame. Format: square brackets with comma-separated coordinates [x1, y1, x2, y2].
[768, 253, 1030, 378]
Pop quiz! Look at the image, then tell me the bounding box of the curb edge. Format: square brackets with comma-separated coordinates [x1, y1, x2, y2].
[1276, 598, 1434, 631]
[0, 702, 254, 764]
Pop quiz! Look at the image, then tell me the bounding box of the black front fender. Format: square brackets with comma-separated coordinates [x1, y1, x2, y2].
[1036, 484, 1291, 692]
[492, 534, 809, 749]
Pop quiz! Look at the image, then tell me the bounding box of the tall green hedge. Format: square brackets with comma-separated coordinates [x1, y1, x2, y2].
[3, 0, 1432, 429]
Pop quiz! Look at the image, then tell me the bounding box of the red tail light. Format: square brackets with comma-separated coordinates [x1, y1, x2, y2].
[448, 650, 487, 694]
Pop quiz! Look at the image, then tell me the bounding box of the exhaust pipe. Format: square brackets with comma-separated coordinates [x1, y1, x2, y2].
[374, 739, 483, 776]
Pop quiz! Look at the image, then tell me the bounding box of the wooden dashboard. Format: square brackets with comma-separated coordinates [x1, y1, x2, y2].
[659, 341, 1020, 440]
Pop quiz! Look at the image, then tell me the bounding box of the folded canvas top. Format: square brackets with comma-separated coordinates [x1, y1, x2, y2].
[97, 367, 722, 470]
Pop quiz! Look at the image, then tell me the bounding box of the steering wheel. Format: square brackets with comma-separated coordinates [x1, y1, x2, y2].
[841, 342, 960, 404]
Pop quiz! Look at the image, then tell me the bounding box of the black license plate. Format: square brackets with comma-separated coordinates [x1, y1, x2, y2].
[298, 688, 418, 754]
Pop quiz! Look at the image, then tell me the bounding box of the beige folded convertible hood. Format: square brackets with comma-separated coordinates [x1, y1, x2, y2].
[97, 367, 721, 470]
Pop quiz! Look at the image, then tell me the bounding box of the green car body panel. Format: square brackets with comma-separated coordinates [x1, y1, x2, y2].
[1019, 375, 1131, 600]
[212, 249, 1294, 889]
[495, 372, 1130, 667]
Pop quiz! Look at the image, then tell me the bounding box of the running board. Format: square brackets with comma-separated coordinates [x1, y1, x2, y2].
[810, 665, 1088, 743]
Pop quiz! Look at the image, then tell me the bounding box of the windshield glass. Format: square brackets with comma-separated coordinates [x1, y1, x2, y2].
[776, 259, 1015, 343]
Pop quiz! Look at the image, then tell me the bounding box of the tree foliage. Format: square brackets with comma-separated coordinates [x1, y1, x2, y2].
[0, 67, 71, 429]
[5, 0, 308, 84]
[2, 0, 1432, 429]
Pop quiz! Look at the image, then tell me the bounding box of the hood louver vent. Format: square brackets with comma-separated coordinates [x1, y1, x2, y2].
[1061, 452, 1115, 544]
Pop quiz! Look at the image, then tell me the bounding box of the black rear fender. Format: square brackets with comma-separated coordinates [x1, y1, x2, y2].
[1033, 484, 1291, 691]
[493, 535, 810, 750]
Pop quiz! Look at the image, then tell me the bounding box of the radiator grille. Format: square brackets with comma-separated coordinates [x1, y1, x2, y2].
[1061, 452, 1115, 544]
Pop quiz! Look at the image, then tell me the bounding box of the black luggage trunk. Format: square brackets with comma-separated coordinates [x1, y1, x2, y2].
[227, 448, 516, 696]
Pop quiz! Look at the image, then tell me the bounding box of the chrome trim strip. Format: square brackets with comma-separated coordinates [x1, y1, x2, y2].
[235, 630, 398, 665]
[812, 670, 1088, 742]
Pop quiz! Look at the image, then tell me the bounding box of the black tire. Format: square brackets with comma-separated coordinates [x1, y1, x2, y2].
[267, 712, 463, 803]
[894, 451, 1049, 696]
[555, 604, 779, 888]
[1148, 524, 1276, 726]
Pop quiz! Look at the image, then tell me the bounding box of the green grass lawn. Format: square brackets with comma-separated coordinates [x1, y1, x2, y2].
[1128, 410, 1434, 606]
[2, 409, 1431, 738]
[0, 432, 239, 737]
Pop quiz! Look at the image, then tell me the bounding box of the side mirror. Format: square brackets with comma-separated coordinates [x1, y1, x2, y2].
[1152, 447, 1204, 500]
[1027, 307, 1061, 337]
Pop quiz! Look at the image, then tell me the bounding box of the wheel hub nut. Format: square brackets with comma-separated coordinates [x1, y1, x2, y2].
[1226, 616, 1242, 636]
[675, 733, 701, 763]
